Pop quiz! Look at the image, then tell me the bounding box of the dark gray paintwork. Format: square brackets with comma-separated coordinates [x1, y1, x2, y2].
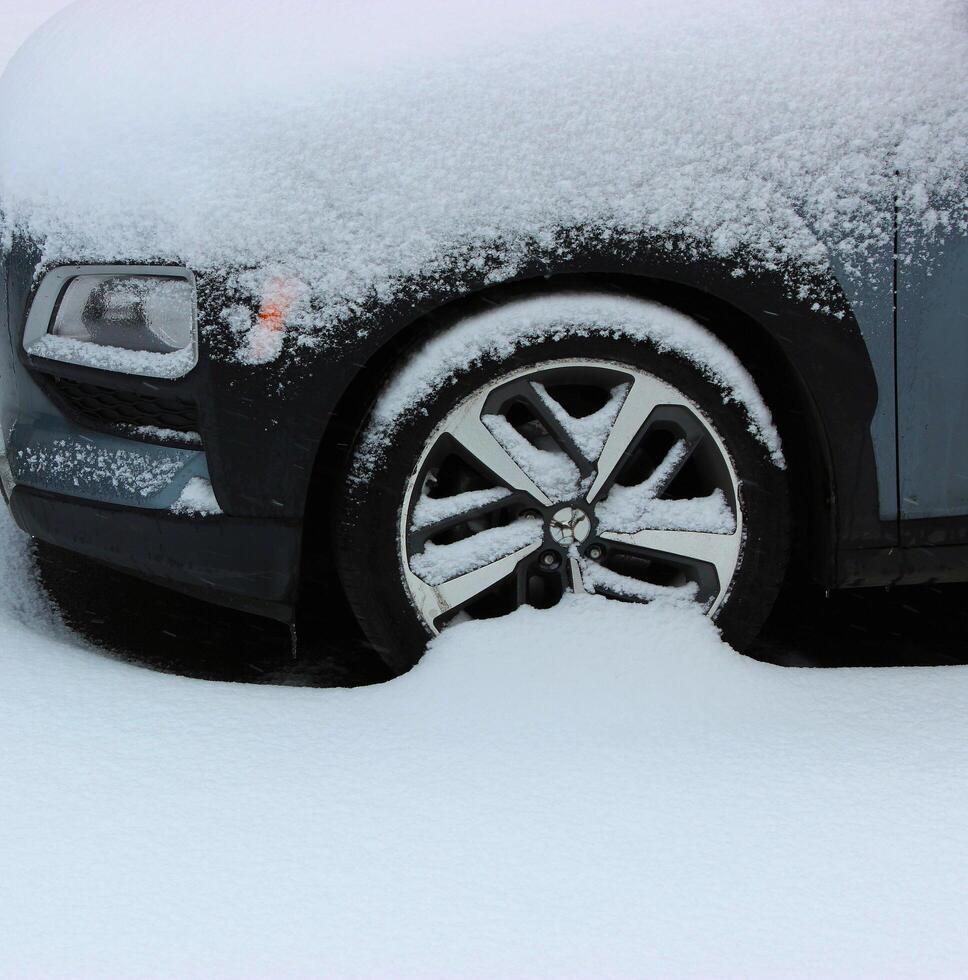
[898, 220, 968, 520]
[824, 218, 897, 522]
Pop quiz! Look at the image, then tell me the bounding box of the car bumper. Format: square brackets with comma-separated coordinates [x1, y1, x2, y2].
[7, 484, 301, 621]
[0, 371, 303, 620]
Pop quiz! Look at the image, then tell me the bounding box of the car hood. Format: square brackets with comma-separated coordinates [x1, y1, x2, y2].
[0, 0, 965, 322]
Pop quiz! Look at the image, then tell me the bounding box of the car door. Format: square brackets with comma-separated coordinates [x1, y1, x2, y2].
[897, 208, 968, 532]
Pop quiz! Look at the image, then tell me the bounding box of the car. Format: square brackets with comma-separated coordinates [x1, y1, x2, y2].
[1, 0, 966, 671]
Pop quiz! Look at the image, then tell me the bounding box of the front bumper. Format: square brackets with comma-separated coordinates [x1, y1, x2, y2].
[8, 484, 301, 621]
[0, 384, 304, 619]
[1, 244, 309, 623]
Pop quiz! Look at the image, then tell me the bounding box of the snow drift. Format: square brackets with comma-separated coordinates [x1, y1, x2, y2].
[3, 508, 968, 977]
[1, 0, 966, 338]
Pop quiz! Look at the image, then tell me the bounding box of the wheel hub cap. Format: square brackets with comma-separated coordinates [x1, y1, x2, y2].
[548, 506, 592, 546]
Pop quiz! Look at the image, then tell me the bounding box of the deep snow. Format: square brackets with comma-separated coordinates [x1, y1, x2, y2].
[3, 506, 968, 977]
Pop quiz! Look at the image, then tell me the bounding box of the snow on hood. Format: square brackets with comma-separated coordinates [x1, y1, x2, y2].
[1, 0, 966, 323]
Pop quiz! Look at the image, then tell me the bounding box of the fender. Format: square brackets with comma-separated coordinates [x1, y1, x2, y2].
[203, 240, 887, 586]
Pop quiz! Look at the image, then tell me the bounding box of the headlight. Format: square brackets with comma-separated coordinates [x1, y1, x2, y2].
[53, 275, 194, 354]
[24, 267, 198, 379]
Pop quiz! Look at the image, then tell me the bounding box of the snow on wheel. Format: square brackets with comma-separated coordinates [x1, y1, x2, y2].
[336, 297, 788, 671]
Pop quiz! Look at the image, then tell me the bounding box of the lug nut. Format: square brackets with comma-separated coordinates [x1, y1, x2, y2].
[587, 544, 605, 561]
[540, 550, 561, 569]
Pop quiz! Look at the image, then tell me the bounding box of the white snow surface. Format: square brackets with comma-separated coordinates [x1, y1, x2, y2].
[362, 293, 784, 472]
[122, 424, 202, 447]
[598, 486, 736, 535]
[482, 413, 583, 505]
[580, 558, 700, 605]
[410, 517, 541, 585]
[27, 334, 196, 380]
[533, 380, 630, 462]
[170, 477, 222, 516]
[3, 508, 968, 975]
[411, 487, 510, 530]
[1, 0, 966, 329]
[595, 438, 737, 534]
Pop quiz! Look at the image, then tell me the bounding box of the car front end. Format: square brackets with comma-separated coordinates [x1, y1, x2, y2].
[0, 242, 303, 622]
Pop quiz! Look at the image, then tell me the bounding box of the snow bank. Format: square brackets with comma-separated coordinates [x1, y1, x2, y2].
[3, 506, 968, 976]
[1, 0, 966, 339]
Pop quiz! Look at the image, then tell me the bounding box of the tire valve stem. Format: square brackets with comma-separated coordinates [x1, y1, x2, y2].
[587, 544, 604, 561]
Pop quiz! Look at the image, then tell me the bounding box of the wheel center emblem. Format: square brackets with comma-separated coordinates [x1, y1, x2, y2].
[548, 506, 592, 546]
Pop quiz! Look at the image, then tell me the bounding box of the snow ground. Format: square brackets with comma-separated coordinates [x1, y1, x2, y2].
[3, 506, 968, 977]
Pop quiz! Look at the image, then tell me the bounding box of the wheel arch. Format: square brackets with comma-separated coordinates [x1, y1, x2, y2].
[300, 257, 880, 596]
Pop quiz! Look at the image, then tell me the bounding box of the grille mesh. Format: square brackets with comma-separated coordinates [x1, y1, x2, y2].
[47, 377, 199, 433]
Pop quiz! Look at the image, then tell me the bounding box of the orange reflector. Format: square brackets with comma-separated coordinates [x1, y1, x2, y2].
[257, 277, 298, 333]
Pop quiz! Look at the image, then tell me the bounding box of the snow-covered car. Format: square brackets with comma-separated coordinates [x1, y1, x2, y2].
[1, 0, 966, 669]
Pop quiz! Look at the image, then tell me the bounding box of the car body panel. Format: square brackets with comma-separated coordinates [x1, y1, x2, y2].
[898, 223, 968, 521]
[1, 241, 301, 617]
[824, 223, 897, 524]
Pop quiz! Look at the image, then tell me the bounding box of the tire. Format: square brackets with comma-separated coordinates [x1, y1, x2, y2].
[334, 322, 789, 673]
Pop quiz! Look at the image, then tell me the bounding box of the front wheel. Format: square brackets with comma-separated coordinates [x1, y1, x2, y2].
[335, 317, 788, 672]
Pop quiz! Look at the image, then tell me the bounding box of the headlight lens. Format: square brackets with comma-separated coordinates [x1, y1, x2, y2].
[51, 275, 195, 354]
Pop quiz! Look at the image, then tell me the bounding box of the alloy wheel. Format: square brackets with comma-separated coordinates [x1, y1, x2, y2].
[400, 359, 743, 633]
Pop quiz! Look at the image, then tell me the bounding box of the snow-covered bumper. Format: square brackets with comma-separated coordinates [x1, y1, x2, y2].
[0, 378, 303, 620]
[0, 418, 299, 622]
[0, 413, 299, 618]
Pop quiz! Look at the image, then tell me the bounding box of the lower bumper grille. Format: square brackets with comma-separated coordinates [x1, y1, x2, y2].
[46, 377, 199, 434]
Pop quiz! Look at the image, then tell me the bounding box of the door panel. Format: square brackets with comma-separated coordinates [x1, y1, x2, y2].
[897, 222, 968, 520]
